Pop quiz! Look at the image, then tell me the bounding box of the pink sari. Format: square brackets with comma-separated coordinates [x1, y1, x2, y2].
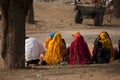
[68, 35, 91, 65]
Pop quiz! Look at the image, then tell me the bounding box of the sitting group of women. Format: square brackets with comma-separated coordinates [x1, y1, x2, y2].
[25, 31, 120, 67]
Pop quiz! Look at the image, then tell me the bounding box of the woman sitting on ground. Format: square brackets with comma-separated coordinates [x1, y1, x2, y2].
[91, 31, 114, 63]
[68, 32, 91, 65]
[25, 37, 45, 67]
[44, 32, 67, 65]
[91, 35, 111, 64]
[100, 31, 115, 61]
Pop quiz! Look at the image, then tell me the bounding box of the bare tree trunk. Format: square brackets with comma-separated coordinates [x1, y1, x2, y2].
[0, 0, 32, 69]
[27, 1, 35, 24]
[113, 0, 120, 18]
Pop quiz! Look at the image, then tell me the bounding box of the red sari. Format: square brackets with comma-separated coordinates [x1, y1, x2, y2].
[68, 35, 91, 65]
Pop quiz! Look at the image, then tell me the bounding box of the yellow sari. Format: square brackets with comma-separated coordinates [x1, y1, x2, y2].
[99, 32, 114, 61]
[44, 32, 66, 65]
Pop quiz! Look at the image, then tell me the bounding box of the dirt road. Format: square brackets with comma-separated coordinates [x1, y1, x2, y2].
[0, 1, 120, 80]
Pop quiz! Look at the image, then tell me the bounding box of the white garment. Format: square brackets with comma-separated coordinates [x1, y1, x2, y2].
[25, 37, 45, 61]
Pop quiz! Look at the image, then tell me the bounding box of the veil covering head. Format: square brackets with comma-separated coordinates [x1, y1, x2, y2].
[45, 32, 56, 48]
[72, 32, 81, 39]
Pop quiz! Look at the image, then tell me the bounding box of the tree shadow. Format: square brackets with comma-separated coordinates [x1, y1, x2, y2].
[23, 65, 50, 70]
[103, 24, 120, 27]
[34, 20, 45, 25]
[86, 23, 120, 28]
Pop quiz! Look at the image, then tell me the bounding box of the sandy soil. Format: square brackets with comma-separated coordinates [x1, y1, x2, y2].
[0, 1, 120, 80]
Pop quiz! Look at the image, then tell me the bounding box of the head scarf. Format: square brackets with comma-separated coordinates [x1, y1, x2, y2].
[45, 32, 56, 48]
[99, 31, 114, 61]
[72, 32, 81, 39]
[50, 32, 56, 38]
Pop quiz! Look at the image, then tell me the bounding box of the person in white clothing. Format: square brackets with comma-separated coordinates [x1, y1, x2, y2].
[25, 37, 45, 67]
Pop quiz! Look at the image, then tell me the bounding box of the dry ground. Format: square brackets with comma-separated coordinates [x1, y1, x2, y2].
[0, 1, 120, 80]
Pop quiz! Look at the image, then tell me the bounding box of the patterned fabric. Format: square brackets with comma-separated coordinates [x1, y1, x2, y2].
[44, 32, 67, 65]
[68, 33, 91, 65]
[99, 31, 114, 61]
